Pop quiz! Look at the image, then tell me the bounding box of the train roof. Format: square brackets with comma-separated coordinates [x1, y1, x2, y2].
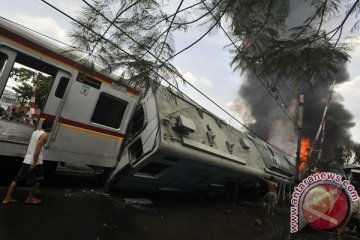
[0, 17, 139, 95]
[153, 87, 295, 180]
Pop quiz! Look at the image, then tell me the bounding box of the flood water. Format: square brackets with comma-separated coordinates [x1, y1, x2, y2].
[0, 173, 357, 240]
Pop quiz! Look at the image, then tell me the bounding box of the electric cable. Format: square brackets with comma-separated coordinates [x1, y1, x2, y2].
[200, 1, 298, 127]
[37, 0, 296, 158]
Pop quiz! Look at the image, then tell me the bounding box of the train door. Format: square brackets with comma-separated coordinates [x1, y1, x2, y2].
[0, 47, 16, 98]
[48, 72, 139, 168]
[41, 69, 71, 142]
[0, 46, 64, 146]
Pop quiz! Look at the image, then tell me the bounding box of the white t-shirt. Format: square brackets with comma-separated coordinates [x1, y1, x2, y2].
[23, 130, 46, 165]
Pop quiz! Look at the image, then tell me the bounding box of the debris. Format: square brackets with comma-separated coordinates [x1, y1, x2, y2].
[101, 192, 110, 197]
[124, 198, 153, 205]
[254, 219, 262, 226]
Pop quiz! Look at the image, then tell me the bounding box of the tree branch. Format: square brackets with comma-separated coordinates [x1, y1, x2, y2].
[161, 0, 232, 66]
[87, 0, 142, 55]
[156, 0, 184, 59]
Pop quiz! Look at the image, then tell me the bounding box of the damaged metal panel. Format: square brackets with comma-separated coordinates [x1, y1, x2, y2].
[252, 137, 293, 177]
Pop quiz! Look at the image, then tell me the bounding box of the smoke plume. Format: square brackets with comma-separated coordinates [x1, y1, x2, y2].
[237, 1, 355, 160]
[239, 65, 355, 159]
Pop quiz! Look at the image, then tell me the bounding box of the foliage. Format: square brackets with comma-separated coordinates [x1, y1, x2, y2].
[68, 0, 360, 94]
[317, 158, 344, 174]
[353, 144, 360, 164]
[10, 67, 53, 108]
[317, 145, 354, 173]
[11, 83, 32, 106]
[334, 145, 353, 166]
[224, 0, 351, 89]
[68, 0, 186, 94]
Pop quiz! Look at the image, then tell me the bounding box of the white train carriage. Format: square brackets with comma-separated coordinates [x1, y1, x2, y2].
[0, 18, 140, 173]
[106, 87, 295, 194]
[0, 18, 294, 196]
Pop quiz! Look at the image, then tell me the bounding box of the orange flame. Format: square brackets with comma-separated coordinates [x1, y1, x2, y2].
[299, 138, 310, 171]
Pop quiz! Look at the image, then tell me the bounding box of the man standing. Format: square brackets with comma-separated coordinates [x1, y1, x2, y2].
[2, 119, 53, 204]
[259, 176, 278, 215]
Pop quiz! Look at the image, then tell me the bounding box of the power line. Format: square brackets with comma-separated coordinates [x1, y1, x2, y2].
[199, 2, 297, 158]
[156, 0, 184, 60]
[37, 0, 295, 158]
[160, 0, 228, 66]
[87, 0, 143, 56]
[137, 0, 213, 61]
[43, 0, 295, 158]
[200, 1, 298, 127]
[0, 16, 77, 50]
[0, 18, 294, 160]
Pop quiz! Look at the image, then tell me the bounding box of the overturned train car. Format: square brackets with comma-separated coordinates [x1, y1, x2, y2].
[0, 18, 140, 175]
[0, 17, 294, 196]
[106, 88, 295, 195]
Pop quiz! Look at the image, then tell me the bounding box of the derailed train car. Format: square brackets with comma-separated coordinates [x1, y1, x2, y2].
[0, 18, 140, 174]
[0, 17, 294, 196]
[105, 87, 295, 195]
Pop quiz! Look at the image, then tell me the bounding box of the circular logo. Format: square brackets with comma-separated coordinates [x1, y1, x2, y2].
[301, 183, 349, 230]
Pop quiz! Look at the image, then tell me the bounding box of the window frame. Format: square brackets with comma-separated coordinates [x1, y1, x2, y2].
[54, 77, 69, 99]
[90, 92, 128, 130]
[133, 162, 172, 179]
[128, 138, 144, 164]
[125, 104, 147, 145]
[0, 52, 8, 78]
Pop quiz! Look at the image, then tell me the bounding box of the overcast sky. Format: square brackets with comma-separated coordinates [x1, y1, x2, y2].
[1, 0, 359, 146]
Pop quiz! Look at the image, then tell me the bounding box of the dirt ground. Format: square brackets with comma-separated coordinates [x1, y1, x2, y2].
[0, 172, 358, 240]
[0, 184, 352, 240]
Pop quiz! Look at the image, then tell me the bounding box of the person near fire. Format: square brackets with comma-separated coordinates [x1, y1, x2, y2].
[259, 175, 278, 215]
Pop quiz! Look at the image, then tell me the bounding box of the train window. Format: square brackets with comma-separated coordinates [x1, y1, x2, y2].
[130, 105, 146, 135]
[266, 145, 278, 165]
[0, 52, 8, 76]
[135, 162, 171, 178]
[125, 105, 146, 144]
[91, 92, 128, 129]
[129, 138, 143, 164]
[55, 77, 69, 99]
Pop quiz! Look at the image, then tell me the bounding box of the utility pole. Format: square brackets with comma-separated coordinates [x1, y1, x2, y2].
[313, 119, 326, 170]
[307, 80, 336, 172]
[295, 95, 304, 180]
[29, 72, 39, 121]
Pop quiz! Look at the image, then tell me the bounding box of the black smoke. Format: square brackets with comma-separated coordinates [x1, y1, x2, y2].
[239, 65, 355, 159]
[301, 66, 355, 158]
[237, 1, 356, 160]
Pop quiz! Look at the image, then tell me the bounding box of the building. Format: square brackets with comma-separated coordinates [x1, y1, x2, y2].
[0, 88, 16, 109]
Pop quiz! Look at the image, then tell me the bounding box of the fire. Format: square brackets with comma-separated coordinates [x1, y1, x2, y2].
[299, 137, 311, 171]
[300, 138, 311, 161]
